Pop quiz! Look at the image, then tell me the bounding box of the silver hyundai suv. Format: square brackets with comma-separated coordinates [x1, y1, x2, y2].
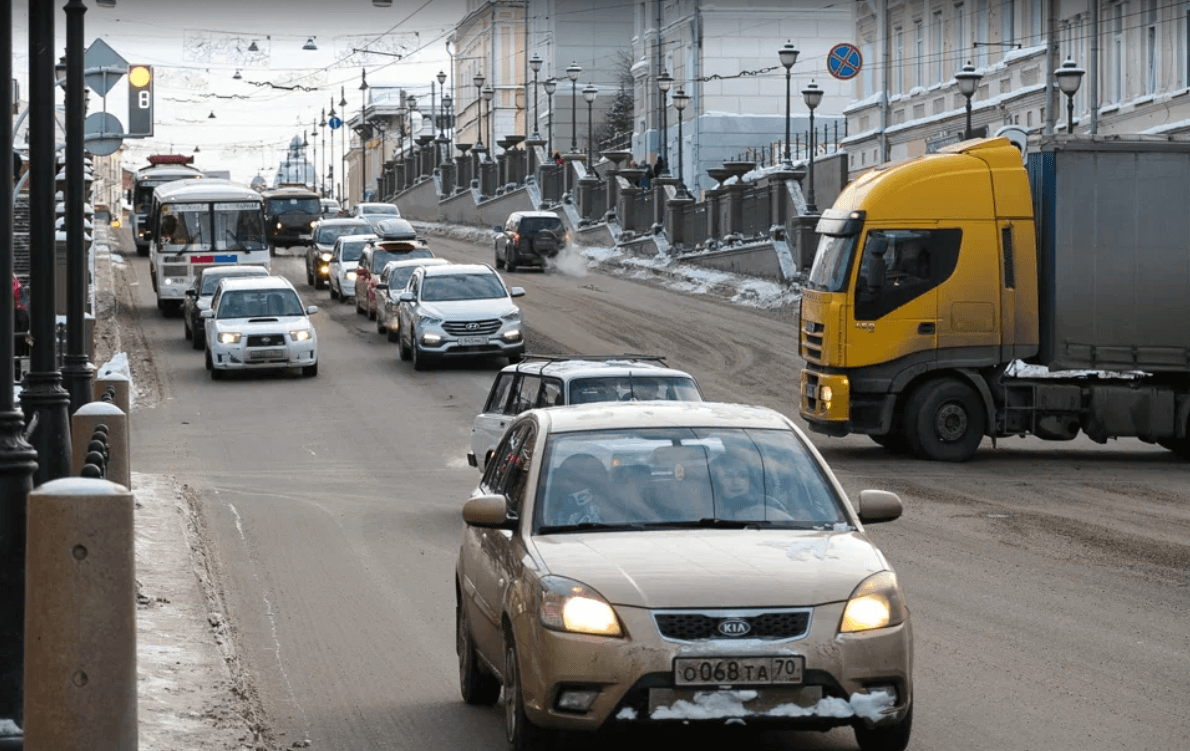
[396, 263, 525, 371]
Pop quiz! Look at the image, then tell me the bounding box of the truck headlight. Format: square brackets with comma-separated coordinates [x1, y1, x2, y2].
[538, 576, 622, 637]
[820, 385, 833, 402]
[289, 329, 312, 342]
[217, 332, 242, 345]
[840, 571, 907, 633]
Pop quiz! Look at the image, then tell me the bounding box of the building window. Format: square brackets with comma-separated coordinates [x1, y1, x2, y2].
[915, 21, 925, 89]
[955, 3, 967, 67]
[976, 0, 989, 67]
[933, 11, 945, 83]
[1002, 0, 1015, 58]
[895, 26, 904, 93]
[862, 38, 875, 97]
[1144, 0, 1159, 95]
[1029, 0, 1043, 45]
[1112, 3, 1124, 103]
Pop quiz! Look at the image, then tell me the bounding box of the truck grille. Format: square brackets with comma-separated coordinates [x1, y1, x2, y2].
[803, 371, 820, 412]
[443, 319, 501, 336]
[246, 334, 285, 347]
[801, 320, 824, 363]
[654, 609, 811, 642]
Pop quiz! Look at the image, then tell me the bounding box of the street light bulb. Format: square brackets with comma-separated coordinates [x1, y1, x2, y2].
[566, 62, 581, 81]
[583, 84, 597, 103]
[482, 86, 494, 101]
[129, 66, 152, 88]
[779, 41, 799, 70]
[544, 79, 557, 95]
[802, 80, 823, 111]
[437, 70, 447, 85]
[473, 73, 485, 89]
[955, 61, 982, 98]
[672, 87, 689, 112]
[1056, 57, 1086, 96]
[658, 71, 673, 93]
[303, 37, 318, 51]
[530, 54, 543, 73]
[233, 69, 242, 80]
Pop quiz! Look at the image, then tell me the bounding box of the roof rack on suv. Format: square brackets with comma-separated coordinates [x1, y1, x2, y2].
[517, 353, 669, 367]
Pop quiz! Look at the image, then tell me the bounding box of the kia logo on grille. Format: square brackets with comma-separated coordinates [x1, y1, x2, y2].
[718, 619, 751, 637]
[466, 322, 479, 330]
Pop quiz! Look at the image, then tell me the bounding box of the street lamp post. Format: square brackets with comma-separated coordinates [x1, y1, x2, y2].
[339, 87, 348, 203]
[1056, 58, 1086, 134]
[473, 73, 485, 151]
[0, 0, 40, 735]
[657, 70, 672, 174]
[529, 54, 543, 142]
[583, 84, 598, 172]
[566, 62, 581, 154]
[672, 87, 690, 198]
[359, 68, 369, 201]
[801, 80, 823, 213]
[955, 62, 982, 140]
[302, 131, 309, 187]
[436, 70, 447, 164]
[320, 108, 327, 197]
[441, 93, 453, 163]
[544, 78, 557, 158]
[482, 86, 495, 160]
[778, 41, 799, 168]
[63, 0, 93, 413]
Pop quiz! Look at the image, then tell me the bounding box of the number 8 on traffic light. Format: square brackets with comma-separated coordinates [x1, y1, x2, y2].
[128, 65, 153, 137]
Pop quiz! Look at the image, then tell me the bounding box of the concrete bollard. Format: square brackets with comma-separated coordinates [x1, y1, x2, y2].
[71, 402, 130, 489]
[92, 372, 131, 416]
[24, 478, 137, 751]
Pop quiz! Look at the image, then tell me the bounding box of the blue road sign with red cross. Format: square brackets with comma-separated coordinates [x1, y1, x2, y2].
[827, 43, 863, 81]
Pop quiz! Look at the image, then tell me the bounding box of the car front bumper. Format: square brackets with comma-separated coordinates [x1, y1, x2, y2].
[208, 342, 317, 370]
[511, 602, 912, 733]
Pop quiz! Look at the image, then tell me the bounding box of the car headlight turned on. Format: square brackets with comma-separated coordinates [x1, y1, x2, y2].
[345, 271, 358, 282]
[501, 329, 522, 342]
[290, 329, 312, 342]
[538, 576, 622, 637]
[217, 332, 242, 345]
[319, 252, 333, 262]
[840, 571, 907, 633]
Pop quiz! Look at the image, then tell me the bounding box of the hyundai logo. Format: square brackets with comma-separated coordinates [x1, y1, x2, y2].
[466, 322, 479, 330]
[718, 619, 751, 637]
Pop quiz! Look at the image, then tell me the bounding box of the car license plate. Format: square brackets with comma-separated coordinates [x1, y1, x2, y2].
[457, 336, 488, 346]
[250, 348, 285, 360]
[673, 656, 804, 687]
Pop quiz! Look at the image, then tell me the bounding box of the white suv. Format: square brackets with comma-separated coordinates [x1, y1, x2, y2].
[397, 263, 525, 371]
[468, 354, 704, 470]
[202, 276, 319, 379]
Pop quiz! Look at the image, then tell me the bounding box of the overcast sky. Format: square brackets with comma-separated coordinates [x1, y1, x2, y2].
[12, 0, 467, 184]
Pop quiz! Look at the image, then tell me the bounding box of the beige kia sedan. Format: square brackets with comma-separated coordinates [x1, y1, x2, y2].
[455, 401, 913, 751]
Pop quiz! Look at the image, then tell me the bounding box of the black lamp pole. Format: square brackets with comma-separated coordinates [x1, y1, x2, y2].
[544, 79, 557, 158]
[63, 0, 92, 413]
[22, 0, 72, 486]
[339, 87, 348, 203]
[320, 108, 327, 197]
[567, 62, 581, 154]
[657, 70, 672, 174]
[359, 68, 369, 201]
[0, 0, 39, 735]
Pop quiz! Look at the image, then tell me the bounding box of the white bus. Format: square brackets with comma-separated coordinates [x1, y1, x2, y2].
[130, 158, 205, 256]
[149, 179, 269, 315]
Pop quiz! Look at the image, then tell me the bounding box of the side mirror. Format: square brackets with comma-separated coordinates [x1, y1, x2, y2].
[462, 494, 515, 529]
[510, 286, 526, 298]
[493, 225, 502, 233]
[856, 490, 903, 524]
[200, 309, 215, 319]
[399, 292, 415, 303]
[375, 283, 388, 291]
[306, 305, 318, 315]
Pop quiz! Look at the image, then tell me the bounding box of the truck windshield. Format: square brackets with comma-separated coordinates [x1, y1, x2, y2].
[807, 234, 859, 292]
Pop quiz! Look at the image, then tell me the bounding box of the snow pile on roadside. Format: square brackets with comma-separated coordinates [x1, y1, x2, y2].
[1005, 361, 1146, 379]
[409, 220, 495, 246]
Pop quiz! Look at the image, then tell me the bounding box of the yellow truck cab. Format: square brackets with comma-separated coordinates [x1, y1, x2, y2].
[799, 136, 1190, 461]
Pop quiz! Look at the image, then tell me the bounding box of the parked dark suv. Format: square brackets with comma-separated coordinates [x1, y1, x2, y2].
[493, 211, 568, 272]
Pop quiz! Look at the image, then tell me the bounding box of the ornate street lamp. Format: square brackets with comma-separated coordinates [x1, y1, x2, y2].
[544, 78, 558, 158]
[801, 80, 823, 213]
[482, 85, 495, 159]
[435, 69, 448, 162]
[441, 93, 453, 161]
[657, 70, 673, 174]
[1055, 57, 1085, 134]
[473, 72, 486, 150]
[566, 62, 581, 154]
[529, 54, 543, 142]
[955, 61, 982, 140]
[672, 87, 690, 198]
[583, 83, 598, 172]
[778, 40, 799, 168]
[319, 108, 328, 196]
[339, 87, 348, 202]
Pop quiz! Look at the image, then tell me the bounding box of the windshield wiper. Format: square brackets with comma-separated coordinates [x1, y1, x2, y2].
[224, 229, 247, 252]
[537, 522, 648, 534]
[653, 518, 818, 530]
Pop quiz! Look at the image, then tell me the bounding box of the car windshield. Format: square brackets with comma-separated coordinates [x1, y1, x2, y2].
[533, 427, 845, 533]
[421, 273, 506, 302]
[386, 267, 419, 291]
[217, 289, 305, 319]
[568, 376, 703, 404]
[338, 240, 368, 262]
[362, 204, 399, 215]
[317, 225, 370, 244]
[520, 216, 564, 234]
[373, 248, 432, 271]
[268, 197, 320, 215]
[806, 234, 859, 292]
[201, 269, 264, 295]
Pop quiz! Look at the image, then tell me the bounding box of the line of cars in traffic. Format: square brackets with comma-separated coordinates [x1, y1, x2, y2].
[291, 208, 916, 751]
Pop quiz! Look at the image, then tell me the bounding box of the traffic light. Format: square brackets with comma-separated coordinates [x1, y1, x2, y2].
[128, 64, 153, 136]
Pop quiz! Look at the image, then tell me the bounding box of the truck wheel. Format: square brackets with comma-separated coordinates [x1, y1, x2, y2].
[904, 379, 985, 462]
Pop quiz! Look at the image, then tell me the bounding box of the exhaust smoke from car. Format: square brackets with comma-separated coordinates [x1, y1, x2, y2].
[547, 245, 589, 277]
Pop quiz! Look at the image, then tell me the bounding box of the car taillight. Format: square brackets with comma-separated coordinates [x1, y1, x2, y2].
[511, 232, 520, 245]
